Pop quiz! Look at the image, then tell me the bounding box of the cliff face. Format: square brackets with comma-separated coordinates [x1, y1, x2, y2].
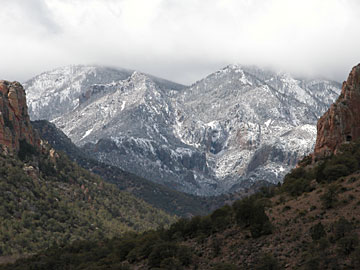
[0, 80, 40, 153]
[314, 64, 360, 157]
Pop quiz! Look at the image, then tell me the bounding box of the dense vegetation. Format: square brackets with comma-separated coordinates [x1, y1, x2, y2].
[282, 139, 360, 198]
[4, 140, 360, 269]
[0, 188, 273, 269]
[0, 142, 175, 256]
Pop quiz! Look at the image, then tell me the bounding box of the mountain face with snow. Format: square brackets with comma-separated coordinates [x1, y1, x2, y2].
[24, 65, 184, 121]
[24, 65, 341, 195]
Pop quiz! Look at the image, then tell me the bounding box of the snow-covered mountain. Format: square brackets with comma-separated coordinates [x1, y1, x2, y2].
[24, 65, 341, 195]
[24, 65, 184, 121]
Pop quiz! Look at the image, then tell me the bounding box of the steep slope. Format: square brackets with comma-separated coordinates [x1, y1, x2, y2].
[25, 65, 341, 195]
[315, 63, 360, 158]
[51, 71, 216, 194]
[24, 66, 132, 121]
[31, 120, 216, 217]
[0, 81, 175, 256]
[0, 80, 40, 153]
[32, 120, 264, 217]
[173, 65, 341, 192]
[24, 65, 185, 121]
[5, 171, 360, 269]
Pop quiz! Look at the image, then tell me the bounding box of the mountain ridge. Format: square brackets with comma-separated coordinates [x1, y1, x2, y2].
[24, 64, 341, 195]
[24, 65, 186, 121]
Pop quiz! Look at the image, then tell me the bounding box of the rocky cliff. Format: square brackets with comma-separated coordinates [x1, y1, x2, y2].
[0, 80, 40, 153]
[314, 64, 360, 158]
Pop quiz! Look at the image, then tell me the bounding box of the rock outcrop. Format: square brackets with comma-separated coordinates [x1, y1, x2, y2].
[314, 64, 360, 158]
[0, 80, 40, 153]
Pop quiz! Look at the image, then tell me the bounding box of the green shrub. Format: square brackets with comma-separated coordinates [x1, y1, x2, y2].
[116, 238, 137, 261]
[250, 220, 272, 238]
[176, 245, 193, 266]
[18, 139, 38, 161]
[333, 217, 353, 240]
[282, 177, 312, 197]
[333, 154, 358, 172]
[212, 263, 238, 270]
[315, 149, 359, 183]
[337, 233, 359, 255]
[184, 216, 202, 237]
[147, 242, 192, 268]
[321, 184, 339, 209]
[233, 198, 254, 226]
[351, 246, 360, 268]
[148, 242, 178, 268]
[168, 218, 188, 240]
[323, 164, 350, 182]
[255, 253, 280, 270]
[233, 197, 272, 238]
[199, 215, 213, 236]
[303, 255, 320, 270]
[285, 167, 308, 180]
[159, 257, 182, 269]
[298, 155, 313, 167]
[315, 160, 327, 183]
[210, 205, 232, 231]
[309, 222, 326, 241]
[282, 205, 291, 212]
[281, 167, 314, 196]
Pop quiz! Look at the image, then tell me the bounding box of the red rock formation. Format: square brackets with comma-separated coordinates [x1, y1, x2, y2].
[314, 64, 360, 158]
[0, 80, 40, 153]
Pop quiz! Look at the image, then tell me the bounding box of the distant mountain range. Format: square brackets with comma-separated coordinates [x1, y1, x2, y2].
[24, 65, 341, 195]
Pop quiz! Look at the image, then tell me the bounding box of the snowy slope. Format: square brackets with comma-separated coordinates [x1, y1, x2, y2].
[24, 65, 185, 121]
[24, 65, 341, 195]
[172, 65, 341, 191]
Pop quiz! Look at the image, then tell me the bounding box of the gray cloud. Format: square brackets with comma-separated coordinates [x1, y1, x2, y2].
[1, 0, 61, 35]
[0, 0, 359, 84]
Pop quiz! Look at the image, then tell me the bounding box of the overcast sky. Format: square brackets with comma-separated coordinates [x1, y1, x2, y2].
[0, 0, 360, 85]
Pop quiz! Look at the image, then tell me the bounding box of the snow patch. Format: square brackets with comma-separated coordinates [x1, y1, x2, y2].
[81, 127, 94, 140]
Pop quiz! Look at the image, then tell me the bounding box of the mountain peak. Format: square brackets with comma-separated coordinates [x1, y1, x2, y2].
[129, 71, 154, 85]
[314, 63, 360, 158]
[130, 70, 147, 78]
[223, 64, 243, 71]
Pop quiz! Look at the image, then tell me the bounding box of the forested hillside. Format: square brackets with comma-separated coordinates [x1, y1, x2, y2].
[4, 139, 360, 269]
[0, 80, 175, 257]
[0, 142, 175, 256]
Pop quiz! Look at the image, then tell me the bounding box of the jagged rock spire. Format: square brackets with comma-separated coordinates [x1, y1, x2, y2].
[0, 80, 40, 153]
[314, 64, 360, 158]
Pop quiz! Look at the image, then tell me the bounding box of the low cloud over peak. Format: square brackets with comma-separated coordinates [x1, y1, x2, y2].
[1, 0, 360, 84]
